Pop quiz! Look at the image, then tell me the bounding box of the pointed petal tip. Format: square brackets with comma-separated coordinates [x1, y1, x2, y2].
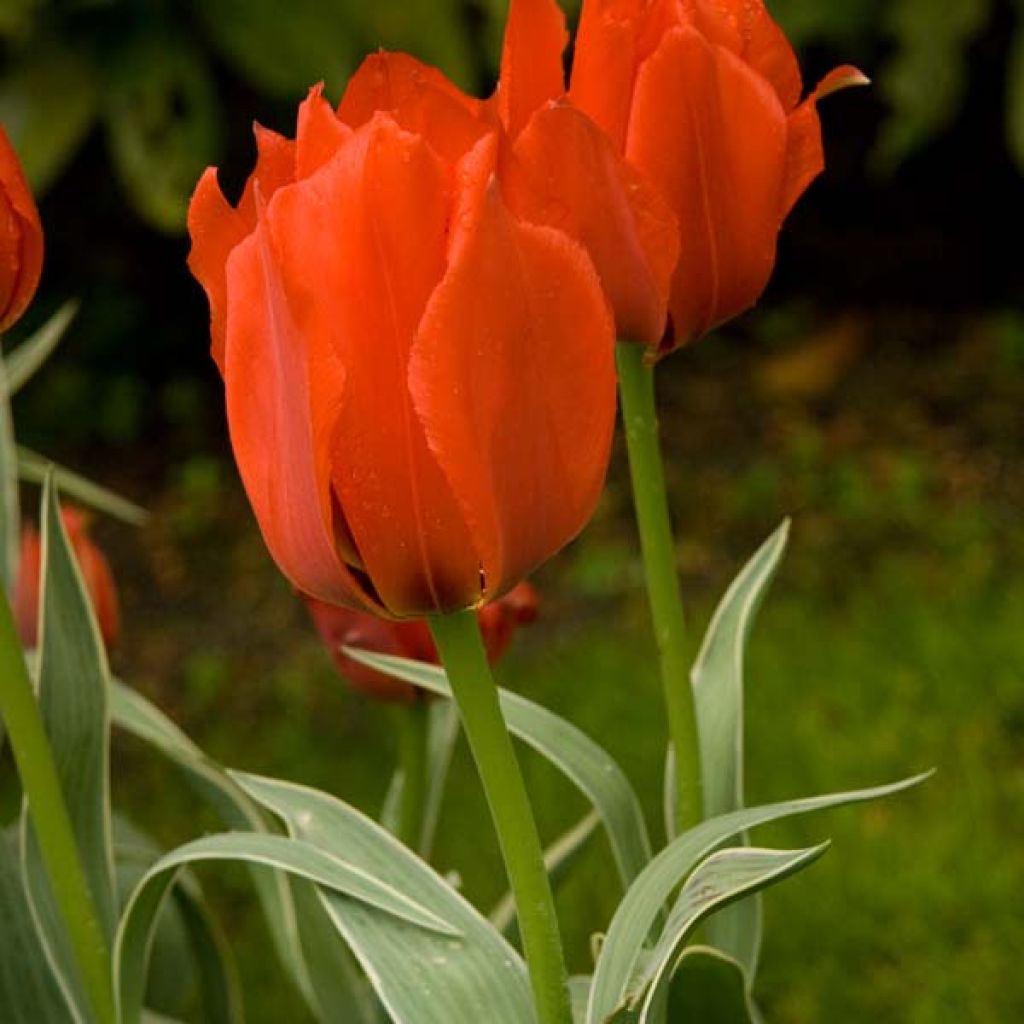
[814, 65, 871, 100]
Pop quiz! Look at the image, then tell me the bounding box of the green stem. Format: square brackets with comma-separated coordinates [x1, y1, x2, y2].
[616, 342, 703, 835]
[392, 699, 428, 854]
[429, 610, 571, 1024]
[0, 591, 116, 1024]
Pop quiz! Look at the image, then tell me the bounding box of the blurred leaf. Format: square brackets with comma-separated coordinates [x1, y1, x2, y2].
[584, 774, 929, 1024]
[110, 681, 378, 1023]
[0, 41, 97, 193]
[875, 0, 992, 171]
[115, 831, 457, 1024]
[102, 29, 220, 232]
[347, 648, 654, 889]
[4, 301, 79, 396]
[490, 809, 601, 936]
[0, 0, 42, 40]
[20, 477, 117, 1021]
[1007, 11, 1024, 172]
[193, 0, 365, 99]
[766, 0, 882, 49]
[18, 446, 149, 526]
[632, 846, 828, 1023]
[0, 827, 67, 1022]
[236, 771, 536, 1024]
[665, 947, 758, 1024]
[691, 522, 790, 980]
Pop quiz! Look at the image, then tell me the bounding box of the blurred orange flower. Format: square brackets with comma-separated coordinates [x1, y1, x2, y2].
[303, 582, 539, 702]
[15, 506, 120, 652]
[0, 124, 44, 333]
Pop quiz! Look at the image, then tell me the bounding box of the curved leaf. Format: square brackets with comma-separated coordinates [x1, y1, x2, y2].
[634, 845, 827, 1022]
[110, 681, 378, 1023]
[114, 831, 459, 1024]
[236, 772, 536, 1024]
[345, 648, 653, 887]
[664, 946, 759, 1023]
[691, 521, 789, 977]
[585, 773, 930, 1024]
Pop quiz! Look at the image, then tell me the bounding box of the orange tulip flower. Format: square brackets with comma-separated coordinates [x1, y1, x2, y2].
[0, 124, 44, 333]
[571, 0, 867, 356]
[15, 506, 121, 652]
[304, 581, 539, 702]
[188, 41, 617, 619]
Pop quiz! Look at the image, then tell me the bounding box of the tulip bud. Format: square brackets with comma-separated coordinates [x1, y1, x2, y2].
[14, 506, 121, 652]
[0, 125, 44, 333]
[303, 582, 539, 702]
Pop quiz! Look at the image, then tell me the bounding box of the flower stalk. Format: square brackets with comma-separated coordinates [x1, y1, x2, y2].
[429, 609, 572, 1024]
[392, 699, 429, 853]
[616, 341, 703, 834]
[0, 589, 116, 1024]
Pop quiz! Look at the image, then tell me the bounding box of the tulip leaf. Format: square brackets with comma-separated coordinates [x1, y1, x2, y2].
[584, 773, 930, 1024]
[20, 476, 118, 1021]
[102, 28, 220, 232]
[664, 947, 759, 1024]
[0, 827, 67, 1022]
[345, 649, 653, 888]
[569, 976, 593, 1024]
[0, 41, 97, 194]
[490, 809, 602, 936]
[17, 447, 148, 526]
[235, 771, 536, 1024]
[115, 831, 457, 1023]
[632, 845, 828, 1023]
[109, 680, 377, 1023]
[113, 816, 241, 1023]
[690, 521, 790, 979]
[4, 301, 78, 396]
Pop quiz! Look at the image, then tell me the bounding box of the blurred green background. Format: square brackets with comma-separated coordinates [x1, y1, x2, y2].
[1, 0, 1022, 1021]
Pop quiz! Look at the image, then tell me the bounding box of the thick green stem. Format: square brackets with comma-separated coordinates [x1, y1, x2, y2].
[392, 699, 428, 854]
[0, 591, 116, 1024]
[616, 342, 703, 834]
[429, 610, 571, 1024]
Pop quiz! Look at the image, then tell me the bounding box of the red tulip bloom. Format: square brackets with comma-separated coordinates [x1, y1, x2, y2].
[15, 506, 120, 652]
[304, 581, 539, 702]
[571, 0, 867, 356]
[0, 125, 44, 333]
[188, 39, 617, 619]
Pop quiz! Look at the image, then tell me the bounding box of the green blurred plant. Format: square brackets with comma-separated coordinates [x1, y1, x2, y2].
[4, 0, 1017, 236]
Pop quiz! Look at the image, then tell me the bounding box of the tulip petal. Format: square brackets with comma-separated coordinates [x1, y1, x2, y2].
[570, 0, 648, 151]
[0, 126, 44, 332]
[187, 127, 295, 372]
[782, 65, 869, 219]
[296, 84, 352, 180]
[410, 146, 616, 598]
[496, 0, 568, 137]
[338, 52, 485, 164]
[688, 0, 803, 110]
[222, 198, 377, 611]
[627, 26, 787, 347]
[509, 101, 679, 346]
[270, 114, 481, 615]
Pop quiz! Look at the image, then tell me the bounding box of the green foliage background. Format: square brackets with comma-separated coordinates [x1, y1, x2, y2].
[2, 0, 1022, 231]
